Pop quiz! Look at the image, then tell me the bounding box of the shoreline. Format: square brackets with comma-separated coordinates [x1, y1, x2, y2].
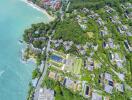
[21, 0, 55, 21]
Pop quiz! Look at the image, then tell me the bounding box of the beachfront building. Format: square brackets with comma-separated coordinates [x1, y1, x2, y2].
[43, 0, 61, 10]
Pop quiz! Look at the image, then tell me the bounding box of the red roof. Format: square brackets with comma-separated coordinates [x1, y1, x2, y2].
[54, 2, 61, 9]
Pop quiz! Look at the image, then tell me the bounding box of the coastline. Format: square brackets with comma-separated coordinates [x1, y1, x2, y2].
[21, 0, 55, 21]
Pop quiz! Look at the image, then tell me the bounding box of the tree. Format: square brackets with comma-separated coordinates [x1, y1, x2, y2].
[32, 69, 39, 79]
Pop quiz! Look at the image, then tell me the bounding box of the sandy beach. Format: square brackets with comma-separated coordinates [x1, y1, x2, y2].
[21, 0, 55, 21]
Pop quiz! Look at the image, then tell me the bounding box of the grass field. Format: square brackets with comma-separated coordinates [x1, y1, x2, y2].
[87, 32, 94, 38]
[64, 54, 83, 74]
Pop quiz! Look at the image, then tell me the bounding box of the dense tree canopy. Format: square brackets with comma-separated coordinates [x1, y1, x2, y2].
[53, 18, 89, 44]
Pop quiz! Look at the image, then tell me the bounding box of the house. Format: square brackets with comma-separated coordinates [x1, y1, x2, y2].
[124, 40, 132, 52]
[117, 27, 124, 34]
[90, 10, 94, 14]
[58, 39, 63, 43]
[121, 25, 128, 31]
[104, 73, 113, 81]
[92, 92, 102, 100]
[82, 8, 90, 13]
[128, 12, 132, 19]
[117, 73, 125, 81]
[83, 44, 88, 49]
[113, 15, 119, 20]
[110, 16, 120, 24]
[110, 52, 124, 68]
[94, 13, 99, 17]
[97, 18, 104, 26]
[38, 88, 54, 100]
[43, 0, 61, 10]
[100, 30, 108, 36]
[104, 84, 113, 94]
[117, 21, 122, 24]
[115, 83, 124, 92]
[54, 40, 61, 47]
[105, 6, 115, 14]
[116, 61, 123, 68]
[92, 44, 98, 51]
[104, 26, 108, 31]
[108, 38, 114, 48]
[114, 53, 121, 61]
[85, 57, 94, 71]
[126, 32, 132, 36]
[79, 47, 86, 55]
[85, 86, 90, 97]
[63, 41, 73, 51]
[99, 73, 114, 94]
[76, 44, 81, 49]
[33, 37, 46, 41]
[102, 42, 109, 48]
[69, 41, 73, 45]
[34, 30, 39, 34]
[79, 24, 87, 30]
[63, 78, 81, 91]
[48, 71, 57, 80]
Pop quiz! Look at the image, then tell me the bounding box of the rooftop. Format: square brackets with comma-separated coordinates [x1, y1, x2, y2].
[38, 88, 54, 100]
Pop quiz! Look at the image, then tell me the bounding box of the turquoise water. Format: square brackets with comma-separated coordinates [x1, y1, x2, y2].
[0, 0, 49, 100]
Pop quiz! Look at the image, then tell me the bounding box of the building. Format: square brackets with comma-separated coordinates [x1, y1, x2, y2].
[32, 78, 38, 87]
[104, 85, 113, 94]
[115, 83, 124, 92]
[92, 92, 102, 100]
[38, 88, 54, 100]
[63, 78, 82, 91]
[48, 71, 57, 80]
[43, 0, 61, 10]
[124, 40, 132, 52]
[85, 57, 94, 71]
[108, 38, 114, 48]
[104, 73, 113, 81]
[126, 32, 132, 36]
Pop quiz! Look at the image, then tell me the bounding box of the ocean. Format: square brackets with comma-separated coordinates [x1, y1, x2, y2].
[0, 0, 49, 100]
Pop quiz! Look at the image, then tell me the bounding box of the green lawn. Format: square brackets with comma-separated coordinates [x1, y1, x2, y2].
[64, 55, 83, 74]
[49, 60, 63, 68]
[74, 58, 83, 74]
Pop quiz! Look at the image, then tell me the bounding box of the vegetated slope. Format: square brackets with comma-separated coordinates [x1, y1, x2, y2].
[69, 0, 132, 11]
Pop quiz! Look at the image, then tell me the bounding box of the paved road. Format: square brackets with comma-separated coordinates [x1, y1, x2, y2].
[33, 36, 51, 100]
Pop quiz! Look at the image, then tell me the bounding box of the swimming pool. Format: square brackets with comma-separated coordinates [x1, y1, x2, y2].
[51, 55, 63, 62]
